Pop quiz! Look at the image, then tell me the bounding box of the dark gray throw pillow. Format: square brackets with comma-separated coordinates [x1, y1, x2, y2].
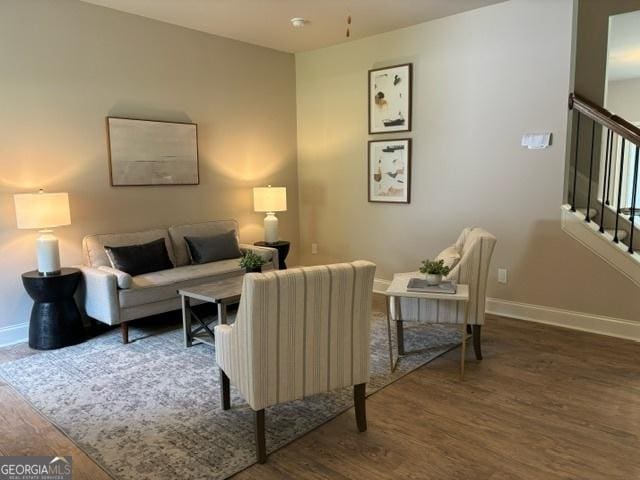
[104, 238, 174, 276]
[185, 230, 242, 264]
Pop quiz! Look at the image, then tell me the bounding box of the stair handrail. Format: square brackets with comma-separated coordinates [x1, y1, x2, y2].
[569, 93, 640, 146]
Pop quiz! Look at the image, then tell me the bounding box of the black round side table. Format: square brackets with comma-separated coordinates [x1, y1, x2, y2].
[21, 268, 85, 350]
[254, 241, 290, 269]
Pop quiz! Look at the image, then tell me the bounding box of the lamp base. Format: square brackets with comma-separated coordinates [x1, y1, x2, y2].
[36, 230, 61, 276]
[38, 270, 62, 277]
[264, 212, 279, 244]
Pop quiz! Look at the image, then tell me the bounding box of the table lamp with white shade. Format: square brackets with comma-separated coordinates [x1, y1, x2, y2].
[14, 190, 71, 276]
[253, 185, 286, 244]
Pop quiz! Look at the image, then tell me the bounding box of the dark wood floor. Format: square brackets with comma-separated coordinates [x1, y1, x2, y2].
[0, 304, 638, 480]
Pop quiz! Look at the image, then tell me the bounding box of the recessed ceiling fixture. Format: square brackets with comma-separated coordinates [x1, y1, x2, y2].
[290, 17, 307, 28]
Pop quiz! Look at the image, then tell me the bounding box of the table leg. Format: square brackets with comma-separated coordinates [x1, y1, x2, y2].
[385, 296, 394, 373]
[182, 295, 192, 348]
[218, 302, 228, 325]
[460, 302, 469, 380]
[394, 297, 405, 355]
[396, 321, 405, 356]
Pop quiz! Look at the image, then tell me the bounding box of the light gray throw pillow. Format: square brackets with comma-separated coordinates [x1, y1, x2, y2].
[184, 230, 242, 264]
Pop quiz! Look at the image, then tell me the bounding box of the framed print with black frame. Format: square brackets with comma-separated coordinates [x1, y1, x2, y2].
[368, 138, 411, 204]
[106, 117, 199, 186]
[368, 63, 412, 134]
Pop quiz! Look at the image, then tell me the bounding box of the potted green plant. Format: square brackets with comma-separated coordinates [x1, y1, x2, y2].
[419, 259, 450, 286]
[239, 250, 266, 273]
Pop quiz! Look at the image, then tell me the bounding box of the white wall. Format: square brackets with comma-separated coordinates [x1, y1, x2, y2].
[0, 0, 299, 343]
[607, 77, 640, 122]
[575, 0, 640, 104]
[295, 0, 640, 322]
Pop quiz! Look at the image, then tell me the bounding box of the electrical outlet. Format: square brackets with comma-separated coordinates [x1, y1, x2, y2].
[311, 243, 318, 254]
[498, 268, 508, 284]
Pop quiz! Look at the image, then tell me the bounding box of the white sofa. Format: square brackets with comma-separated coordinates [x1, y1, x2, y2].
[77, 220, 278, 343]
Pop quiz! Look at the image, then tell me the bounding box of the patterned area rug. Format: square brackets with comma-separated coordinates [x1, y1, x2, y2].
[0, 312, 460, 480]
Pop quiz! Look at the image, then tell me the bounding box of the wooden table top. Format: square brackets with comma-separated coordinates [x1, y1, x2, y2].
[178, 274, 244, 304]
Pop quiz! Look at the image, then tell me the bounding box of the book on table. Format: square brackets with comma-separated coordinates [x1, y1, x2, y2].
[406, 279, 457, 294]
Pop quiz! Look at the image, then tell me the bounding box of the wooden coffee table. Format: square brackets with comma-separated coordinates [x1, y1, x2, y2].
[178, 275, 244, 347]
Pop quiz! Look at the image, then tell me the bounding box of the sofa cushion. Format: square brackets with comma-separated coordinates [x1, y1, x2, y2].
[119, 259, 244, 307]
[105, 238, 174, 276]
[185, 230, 242, 264]
[83, 229, 175, 268]
[169, 220, 239, 267]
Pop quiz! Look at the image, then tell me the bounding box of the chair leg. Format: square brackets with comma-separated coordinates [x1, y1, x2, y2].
[255, 409, 267, 464]
[120, 322, 129, 344]
[354, 383, 367, 432]
[472, 325, 482, 361]
[220, 369, 230, 410]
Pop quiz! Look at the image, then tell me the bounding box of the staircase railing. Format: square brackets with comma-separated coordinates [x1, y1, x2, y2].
[568, 92, 639, 254]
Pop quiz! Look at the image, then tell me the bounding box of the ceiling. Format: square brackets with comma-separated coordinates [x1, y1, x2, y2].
[81, 0, 506, 53]
[608, 10, 640, 82]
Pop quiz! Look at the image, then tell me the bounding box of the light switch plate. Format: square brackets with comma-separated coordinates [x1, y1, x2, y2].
[311, 243, 318, 254]
[521, 133, 552, 149]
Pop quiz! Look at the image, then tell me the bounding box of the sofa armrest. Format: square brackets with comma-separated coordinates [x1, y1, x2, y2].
[77, 265, 121, 325]
[239, 243, 280, 270]
[97, 266, 133, 289]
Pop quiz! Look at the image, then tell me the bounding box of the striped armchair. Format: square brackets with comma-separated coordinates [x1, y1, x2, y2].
[215, 260, 376, 463]
[391, 228, 496, 360]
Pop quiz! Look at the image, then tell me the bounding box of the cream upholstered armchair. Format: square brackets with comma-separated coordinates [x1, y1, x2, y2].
[391, 228, 496, 360]
[215, 260, 376, 463]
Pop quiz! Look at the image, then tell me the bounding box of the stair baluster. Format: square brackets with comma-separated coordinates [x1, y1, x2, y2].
[629, 145, 639, 254]
[613, 138, 625, 244]
[606, 131, 614, 205]
[585, 119, 596, 223]
[571, 111, 581, 212]
[599, 129, 611, 233]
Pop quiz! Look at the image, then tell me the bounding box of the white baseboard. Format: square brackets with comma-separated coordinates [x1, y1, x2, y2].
[3, 282, 637, 346]
[486, 297, 639, 342]
[0, 322, 28, 348]
[374, 277, 639, 342]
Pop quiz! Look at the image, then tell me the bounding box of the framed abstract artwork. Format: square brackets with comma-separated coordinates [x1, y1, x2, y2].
[368, 138, 411, 203]
[368, 63, 412, 134]
[106, 117, 199, 186]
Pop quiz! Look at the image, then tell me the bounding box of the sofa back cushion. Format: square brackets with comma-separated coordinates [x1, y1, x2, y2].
[169, 220, 239, 267]
[83, 229, 174, 268]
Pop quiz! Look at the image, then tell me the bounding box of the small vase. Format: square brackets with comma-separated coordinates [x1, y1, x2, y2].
[246, 266, 262, 273]
[425, 273, 442, 286]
